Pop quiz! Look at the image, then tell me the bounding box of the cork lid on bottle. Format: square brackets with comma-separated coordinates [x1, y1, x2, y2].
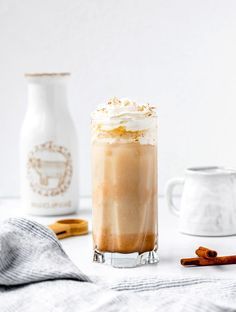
[25, 72, 70, 77]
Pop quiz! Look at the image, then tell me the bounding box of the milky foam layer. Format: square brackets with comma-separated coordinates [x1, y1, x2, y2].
[92, 97, 157, 144]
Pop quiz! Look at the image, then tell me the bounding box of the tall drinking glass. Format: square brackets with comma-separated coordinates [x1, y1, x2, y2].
[91, 98, 158, 267]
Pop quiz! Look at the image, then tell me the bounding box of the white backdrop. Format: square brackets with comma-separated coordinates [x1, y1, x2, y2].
[1, 0, 236, 198]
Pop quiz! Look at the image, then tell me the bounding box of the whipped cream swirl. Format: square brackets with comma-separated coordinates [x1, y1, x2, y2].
[91, 97, 157, 144]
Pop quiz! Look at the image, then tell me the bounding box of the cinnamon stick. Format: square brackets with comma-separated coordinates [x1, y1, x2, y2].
[181, 255, 236, 266]
[195, 246, 217, 259]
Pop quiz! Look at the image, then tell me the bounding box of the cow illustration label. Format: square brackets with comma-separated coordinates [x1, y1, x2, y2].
[27, 141, 73, 196]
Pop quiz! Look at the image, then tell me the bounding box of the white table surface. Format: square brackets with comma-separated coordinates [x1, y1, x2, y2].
[1, 197, 236, 280]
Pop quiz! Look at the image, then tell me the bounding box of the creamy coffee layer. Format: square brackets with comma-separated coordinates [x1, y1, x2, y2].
[92, 142, 157, 254]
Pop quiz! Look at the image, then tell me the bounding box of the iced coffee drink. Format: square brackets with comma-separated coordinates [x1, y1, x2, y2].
[92, 97, 158, 267]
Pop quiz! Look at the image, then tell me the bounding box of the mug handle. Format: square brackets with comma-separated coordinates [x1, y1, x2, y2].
[165, 178, 185, 216]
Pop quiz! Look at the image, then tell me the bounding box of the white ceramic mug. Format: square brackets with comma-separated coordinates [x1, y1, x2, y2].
[165, 167, 236, 236]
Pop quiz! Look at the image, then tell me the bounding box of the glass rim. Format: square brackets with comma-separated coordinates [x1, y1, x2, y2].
[91, 115, 157, 122]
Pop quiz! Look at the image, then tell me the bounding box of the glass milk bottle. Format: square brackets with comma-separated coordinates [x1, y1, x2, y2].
[20, 73, 78, 215]
[91, 97, 158, 267]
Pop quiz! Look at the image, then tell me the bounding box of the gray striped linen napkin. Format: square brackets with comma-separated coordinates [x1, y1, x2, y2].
[0, 218, 236, 312]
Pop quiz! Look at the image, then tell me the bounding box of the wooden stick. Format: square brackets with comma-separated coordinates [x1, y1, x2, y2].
[181, 255, 236, 266]
[195, 246, 217, 259]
